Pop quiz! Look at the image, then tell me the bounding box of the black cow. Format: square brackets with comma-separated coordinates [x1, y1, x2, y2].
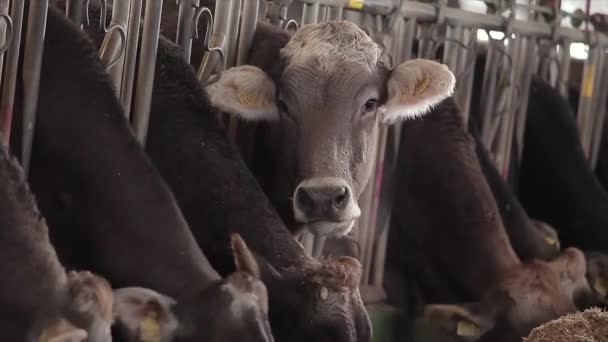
[385, 98, 594, 341]
[16, 5, 273, 342]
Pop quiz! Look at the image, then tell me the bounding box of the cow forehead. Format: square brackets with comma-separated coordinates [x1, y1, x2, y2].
[280, 21, 382, 74]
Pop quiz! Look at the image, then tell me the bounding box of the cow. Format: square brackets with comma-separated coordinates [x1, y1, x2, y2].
[206, 21, 456, 237]
[384, 98, 595, 341]
[0, 131, 113, 341]
[15, 5, 273, 342]
[517, 77, 608, 253]
[584, 251, 608, 306]
[142, 32, 371, 342]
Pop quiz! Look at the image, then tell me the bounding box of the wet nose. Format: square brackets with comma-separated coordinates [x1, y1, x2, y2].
[294, 180, 352, 221]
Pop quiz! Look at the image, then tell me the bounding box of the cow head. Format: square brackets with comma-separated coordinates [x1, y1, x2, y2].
[257, 254, 370, 342]
[113, 234, 273, 342]
[207, 21, 455, 237]
[424, 247, 594, 340]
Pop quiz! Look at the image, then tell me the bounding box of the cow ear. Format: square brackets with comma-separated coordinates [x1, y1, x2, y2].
[205, 65, 279, 121]
[423, 303, 496, 341]
[382, 59, 455, 124]
[231, 233, 262, 279]
[38, 318, 88, 342]
[113, 287, 179, 342]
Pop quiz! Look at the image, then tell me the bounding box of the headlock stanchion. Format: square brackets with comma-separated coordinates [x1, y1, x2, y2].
[131, 0, 163, 145]
[99, 0, 130, 99]
[0, 0, 18, 149]
[20, 0, 49, 176]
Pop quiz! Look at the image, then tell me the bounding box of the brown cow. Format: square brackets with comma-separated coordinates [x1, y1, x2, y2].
[385, 98, 595, 341]
[207, 21, 455, 238]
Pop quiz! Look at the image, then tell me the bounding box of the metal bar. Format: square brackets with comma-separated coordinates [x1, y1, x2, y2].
[99, 0, 130, 95]
[236, 0, 259, 66]
[362, 126, 387, 284]
[480, 42, 500, 147]
[456, 27, 477, 125]
[66, 0, 87, 26]
[442, 24, 462, 78]
[557, 39, 571, 98]
[20, 0, 49, 176]
[589, 51, 608, 169]
[0, 0, 24, 148]
[328, 5, 343, 20]
[0, 0, 11, 105]
[301, 2, 320, 25]
[515, 36, 536, 165]
[577, 45, 600, 158]
[494, 36, 522, 179]
[226, 0, 242, 67]
[119, 0, 143, 119]
[197, 0, 234, 83]
[131, 0, 163, 145]
[176, 0, 198, 62]
[294, 0, 608, 46]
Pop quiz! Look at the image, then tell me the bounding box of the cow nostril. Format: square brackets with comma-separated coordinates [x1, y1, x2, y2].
[333, 187, 348, 208]
[296, 188, 315, 211]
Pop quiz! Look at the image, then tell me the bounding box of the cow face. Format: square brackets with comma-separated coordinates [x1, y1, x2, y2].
[207, 21, 455, 237]
[113, 234, 273, 342]
[64, 271, 114, 342]
[258, 255, 370, 342]
[424, 247, 593, 340]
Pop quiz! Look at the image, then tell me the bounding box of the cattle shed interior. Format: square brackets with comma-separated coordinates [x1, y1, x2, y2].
[2, 0, 608, 341]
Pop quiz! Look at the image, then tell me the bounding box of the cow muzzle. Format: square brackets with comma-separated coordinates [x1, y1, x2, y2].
[293, 178, 360, 237]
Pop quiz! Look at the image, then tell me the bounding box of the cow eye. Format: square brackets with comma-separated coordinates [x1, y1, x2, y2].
[362, 99, 378, 114]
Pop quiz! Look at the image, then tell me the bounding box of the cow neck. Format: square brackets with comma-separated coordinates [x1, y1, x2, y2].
[407, 99, 521, 294]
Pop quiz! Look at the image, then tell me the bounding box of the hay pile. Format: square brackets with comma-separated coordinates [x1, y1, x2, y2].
[524, 308, 608, 342]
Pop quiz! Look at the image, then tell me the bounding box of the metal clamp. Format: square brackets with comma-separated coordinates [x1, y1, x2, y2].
[99, 0, 127, 70]
[0, 13, 13, 55]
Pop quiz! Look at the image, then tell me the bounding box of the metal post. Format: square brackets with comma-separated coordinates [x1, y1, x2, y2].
[557, 39, 571, 98]
[0, 0, 23, 148]
[328, 5, 343, 20]
[577, 45, 600, 158]
[301, 1, 319, 25]
[119, 0, 143, 119]
[494, 36, 522, 179]
[99, 0, 130, 95]
[20, 0, 49, 176]
[236, 0, 259, 66]
[226, 0, 242, 67]
[131, 0, 163, 146]
[0, 0, 12, 110]
[442, 24, 462, 78]
[589, 50, 608, 169]
[176, 0, 199, 63]
[197, 0, 234, 83]
[515, 36, 536, 164]
[480, 41, 500, 147]
[455, 27, 476, 125]
[66, 0, 87, 27]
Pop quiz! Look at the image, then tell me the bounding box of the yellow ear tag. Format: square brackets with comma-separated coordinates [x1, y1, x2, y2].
[544, 236, 557, 246]
[456, 320, 481, 337]
[237, 91, 260, 106]
[593, 277, 608, 298]
[414, 75, 431, 96]
[139, 310, 161, 342]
